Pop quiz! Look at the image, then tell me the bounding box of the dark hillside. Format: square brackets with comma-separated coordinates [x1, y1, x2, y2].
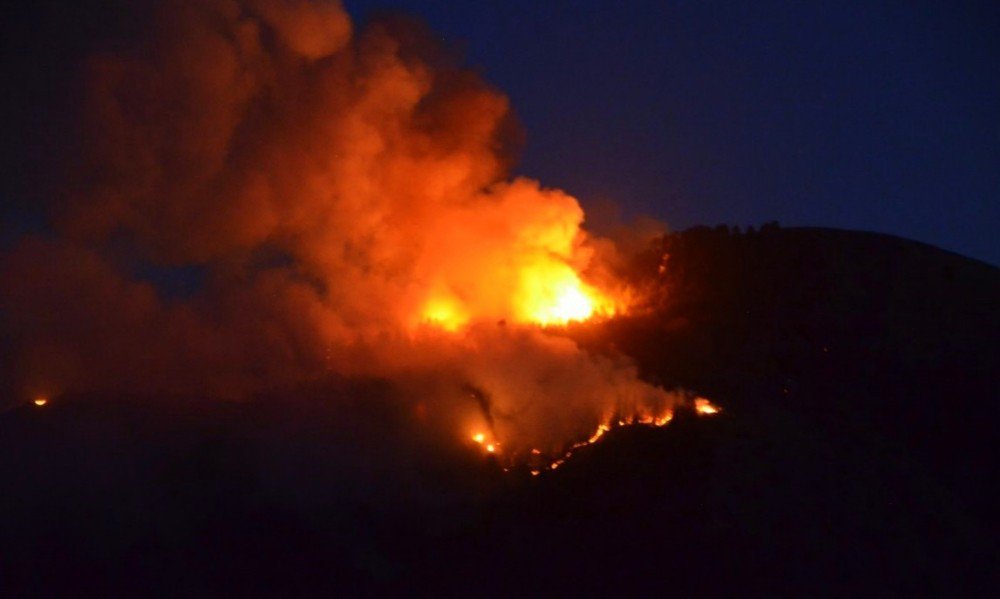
[601, 225, 999, 532]
[1, 226, 997, 595]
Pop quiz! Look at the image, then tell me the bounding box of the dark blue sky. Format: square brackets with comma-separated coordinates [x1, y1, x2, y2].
[0, 1, 996, 264]
[349, 1, 999, 264]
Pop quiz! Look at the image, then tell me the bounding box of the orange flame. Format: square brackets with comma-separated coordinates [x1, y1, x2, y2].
[471, 396, 723, 473]
[421, 262, 619, 332]
[422, 296, 468, 331]
[695, 397, 720, 415]
[419, 254, 618, 329]
[513, 262, 615, 326]
[411, 180, 624, 331]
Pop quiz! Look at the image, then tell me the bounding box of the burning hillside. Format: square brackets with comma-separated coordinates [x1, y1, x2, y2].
[0, 0, 709, 457]
[2, 2, 996, 594]
[470, 393, 720, 474]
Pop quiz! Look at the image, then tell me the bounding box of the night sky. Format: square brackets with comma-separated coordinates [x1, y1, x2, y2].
[346, 1, 999, 264]
[1, 1, 997, 264]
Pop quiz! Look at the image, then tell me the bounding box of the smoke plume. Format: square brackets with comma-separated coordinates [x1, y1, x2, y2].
[1, 0, 672, 453]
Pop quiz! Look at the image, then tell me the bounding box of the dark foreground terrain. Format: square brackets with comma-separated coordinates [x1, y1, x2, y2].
[2, 226, 997, 596]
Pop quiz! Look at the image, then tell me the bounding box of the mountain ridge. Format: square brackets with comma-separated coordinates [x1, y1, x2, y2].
[2, 224, 996, 595]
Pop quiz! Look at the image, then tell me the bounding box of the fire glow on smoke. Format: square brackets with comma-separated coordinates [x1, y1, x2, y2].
[421, 268, 612, 330]
[419, 239, 618, 330]
[1, 0, 718, 461]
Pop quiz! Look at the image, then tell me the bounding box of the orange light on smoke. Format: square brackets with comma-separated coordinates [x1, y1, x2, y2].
[421, 296, 468, 331]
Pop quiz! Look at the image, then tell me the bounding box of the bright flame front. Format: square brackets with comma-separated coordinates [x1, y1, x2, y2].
[514, 261, 613, 326]
[408, 179, 623, 331]
[419, 259, 617, 330]
[471, 396, 722, 474]
[421, 295, 468, 331]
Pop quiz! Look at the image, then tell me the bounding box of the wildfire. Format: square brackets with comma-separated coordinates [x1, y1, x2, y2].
[470, 396, 722, 474]
[421, 296, 468, 331]
[420, 262, 617, 330]
[413, 179, 623, 332]
[695, 397, 719, 415]
[5, 0, 704, 485]
[471, 431, 501, 455]
[513, 262, 615, 326]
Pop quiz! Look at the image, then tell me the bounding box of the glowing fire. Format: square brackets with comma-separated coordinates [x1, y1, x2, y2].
[412, 180, 622, 331]
[420, 261, 616, 330]
[471, 432, 501, 456]
[421, 296, 468, 331]
[695, 397, 719, 415]
[471, 396, 722, 474]
[33, 397, 48, 407]
[513, 262, 614, 326]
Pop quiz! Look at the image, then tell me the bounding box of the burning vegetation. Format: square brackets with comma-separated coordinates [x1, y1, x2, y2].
[0, 0, 712, 456]
[470, 394, 720, 473]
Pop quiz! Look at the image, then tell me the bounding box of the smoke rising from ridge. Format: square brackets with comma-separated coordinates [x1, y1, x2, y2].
[1, 0, 673, 452]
